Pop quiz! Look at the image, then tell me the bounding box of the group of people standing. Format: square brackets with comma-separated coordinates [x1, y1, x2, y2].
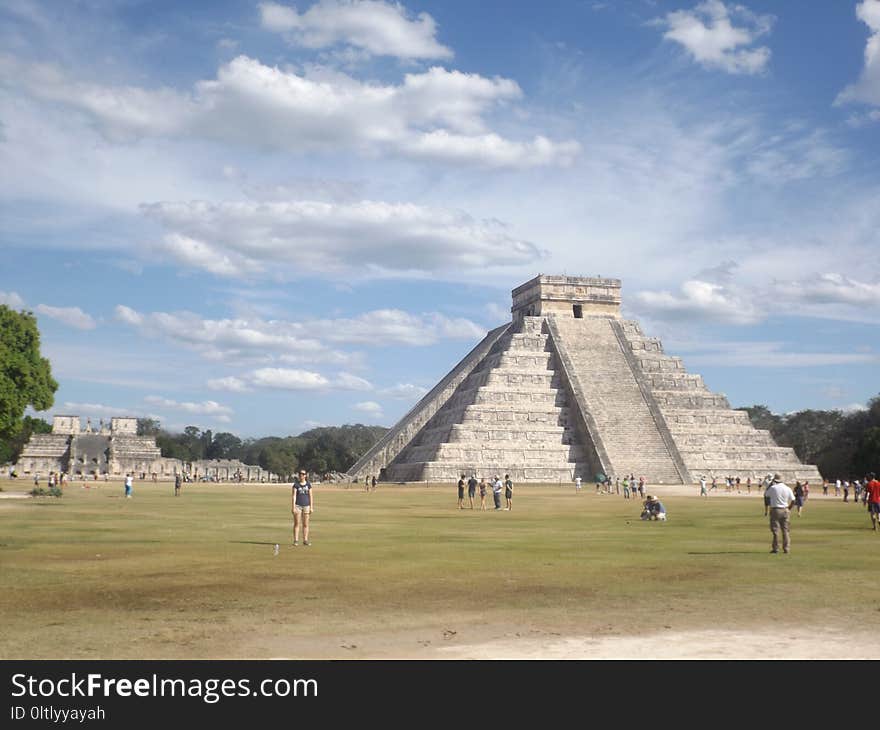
[826, 477, 875, 504]
[457, 474, 513, 511]
[582, 473, 645, 499]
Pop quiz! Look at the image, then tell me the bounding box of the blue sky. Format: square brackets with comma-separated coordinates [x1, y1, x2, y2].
[1, 0, 878, 438]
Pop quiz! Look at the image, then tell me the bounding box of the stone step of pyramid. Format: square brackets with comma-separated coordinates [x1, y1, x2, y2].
[506, 333, 551, 351]
[677, 445, 803, 462]
[415, 422, 570, 446]
[461, 369, 560, 389]
[402, 442, 588, 464]
[384, 461, 582, 483]
[549, 316, 684, 483]
[428, 405, 571, 429]
[632, 353, 685, 372]
[663, 408, 753, 426]
[672, 432, 779, 447]
[442, 387, 567, 410]
[644, 373, 707, 391]
[651, 391, 731, 409]
[479, 351, 555, 372]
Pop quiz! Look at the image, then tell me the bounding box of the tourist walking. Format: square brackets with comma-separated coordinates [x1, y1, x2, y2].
[371, 475, 377, 491]
[575, 476, 582, 492]
[504, 474, 513, 510]
[479, 477, 488, 510]
[467, 474, 477, 509]
[638, 476, 645, 499]
[793, 481, 805, 516]
[623, 478, 631, 499]
[865, 473, 880, 532]
[174, 472, 182, 496]
[709, 476, 718, 492]
[492, 475, 503, 510]
[124, 473, 133, 498]
[292, 469, 314, 546]
[843, 479, 850, 502]
[764, 474, 795, 554]
[699, 475, 708, 497]
[457, 474, 466, 510]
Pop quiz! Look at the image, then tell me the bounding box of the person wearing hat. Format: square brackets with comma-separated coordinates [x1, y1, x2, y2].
[763, 473, 795, 554]
[492, 475, 503, 510]
[640, 494, 666, 521]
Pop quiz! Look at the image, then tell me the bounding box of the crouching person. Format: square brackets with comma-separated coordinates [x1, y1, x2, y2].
[640, 495, 667, 521]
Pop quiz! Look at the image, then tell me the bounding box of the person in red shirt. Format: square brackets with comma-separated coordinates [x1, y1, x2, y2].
[865, 473, 880, 532]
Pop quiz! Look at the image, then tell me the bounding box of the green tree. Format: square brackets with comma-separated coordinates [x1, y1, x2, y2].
[853, 426, 880, 475]
[0, 415, 52, 465]
[0, 306, 58, 440]
[206, 432, 243, 460]
[137, 418, 162, 436]
[737, 405, 782, 434]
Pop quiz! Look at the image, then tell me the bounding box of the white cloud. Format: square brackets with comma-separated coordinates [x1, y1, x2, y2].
[259, 0, 453, 60]
[114, 305, 339, 363]
[401, 131, 580, 167]
[143, 395, 233, 422]
[35, 303, 96, 330]
[379, 383, 428, 400]
[0, 291, 26, 308]
[353, 400, 383, 418]
[206, 376, 252, 393]
[334, 372, 373, 390]
[247, 367, 372, 391]
[142, 199, 543, 279]
[775, 273, 880, 307]
[1, 54, 576, 168]
[113, 305, 484, 369]
[156, 233, 264, 277]
[316, 309, 486, 346]
[61, 402, 132, 418]
[836, 1, 880, 108]
[670, 340, 879, 368]
[841, 402, 870, 413]
[249, 368, 330, 390]
[660, 0, 774, 75]
[635, 279, 762, 324]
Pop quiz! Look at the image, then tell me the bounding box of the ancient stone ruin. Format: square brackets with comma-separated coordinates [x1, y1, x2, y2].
[348, 274, 822, 485]
[14, 415, 271, 481]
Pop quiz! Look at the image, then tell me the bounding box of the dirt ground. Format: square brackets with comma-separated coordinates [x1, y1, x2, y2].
[431, 626, 879, 660]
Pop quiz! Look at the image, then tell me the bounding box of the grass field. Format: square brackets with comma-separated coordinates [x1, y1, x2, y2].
[1, 479, 878, 659]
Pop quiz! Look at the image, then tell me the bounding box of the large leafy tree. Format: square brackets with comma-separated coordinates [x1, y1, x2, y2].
[0, 306, 57, 440]
[0, 415, 52, 465]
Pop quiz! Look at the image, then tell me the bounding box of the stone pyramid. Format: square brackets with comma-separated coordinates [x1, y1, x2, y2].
[348, 275, 822, 485]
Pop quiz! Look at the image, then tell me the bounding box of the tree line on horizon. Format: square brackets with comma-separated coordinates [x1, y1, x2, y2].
[737, 397, 880, 479]
[135, 419, 388, 480]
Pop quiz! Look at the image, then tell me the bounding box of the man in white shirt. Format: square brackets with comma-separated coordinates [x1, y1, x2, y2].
[764, 473, 795, 554]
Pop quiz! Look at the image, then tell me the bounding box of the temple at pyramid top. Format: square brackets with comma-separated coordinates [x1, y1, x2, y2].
[511, 274, 622, 322]
[348, 275, 821, 486]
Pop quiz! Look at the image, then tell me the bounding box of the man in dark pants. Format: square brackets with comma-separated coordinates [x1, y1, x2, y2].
[467, 473, 477, 509]
[764, 473, 795, 554]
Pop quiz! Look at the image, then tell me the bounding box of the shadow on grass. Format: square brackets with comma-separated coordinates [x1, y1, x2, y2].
[229, 540, 279, 546]
[687, 551, 763, 555]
